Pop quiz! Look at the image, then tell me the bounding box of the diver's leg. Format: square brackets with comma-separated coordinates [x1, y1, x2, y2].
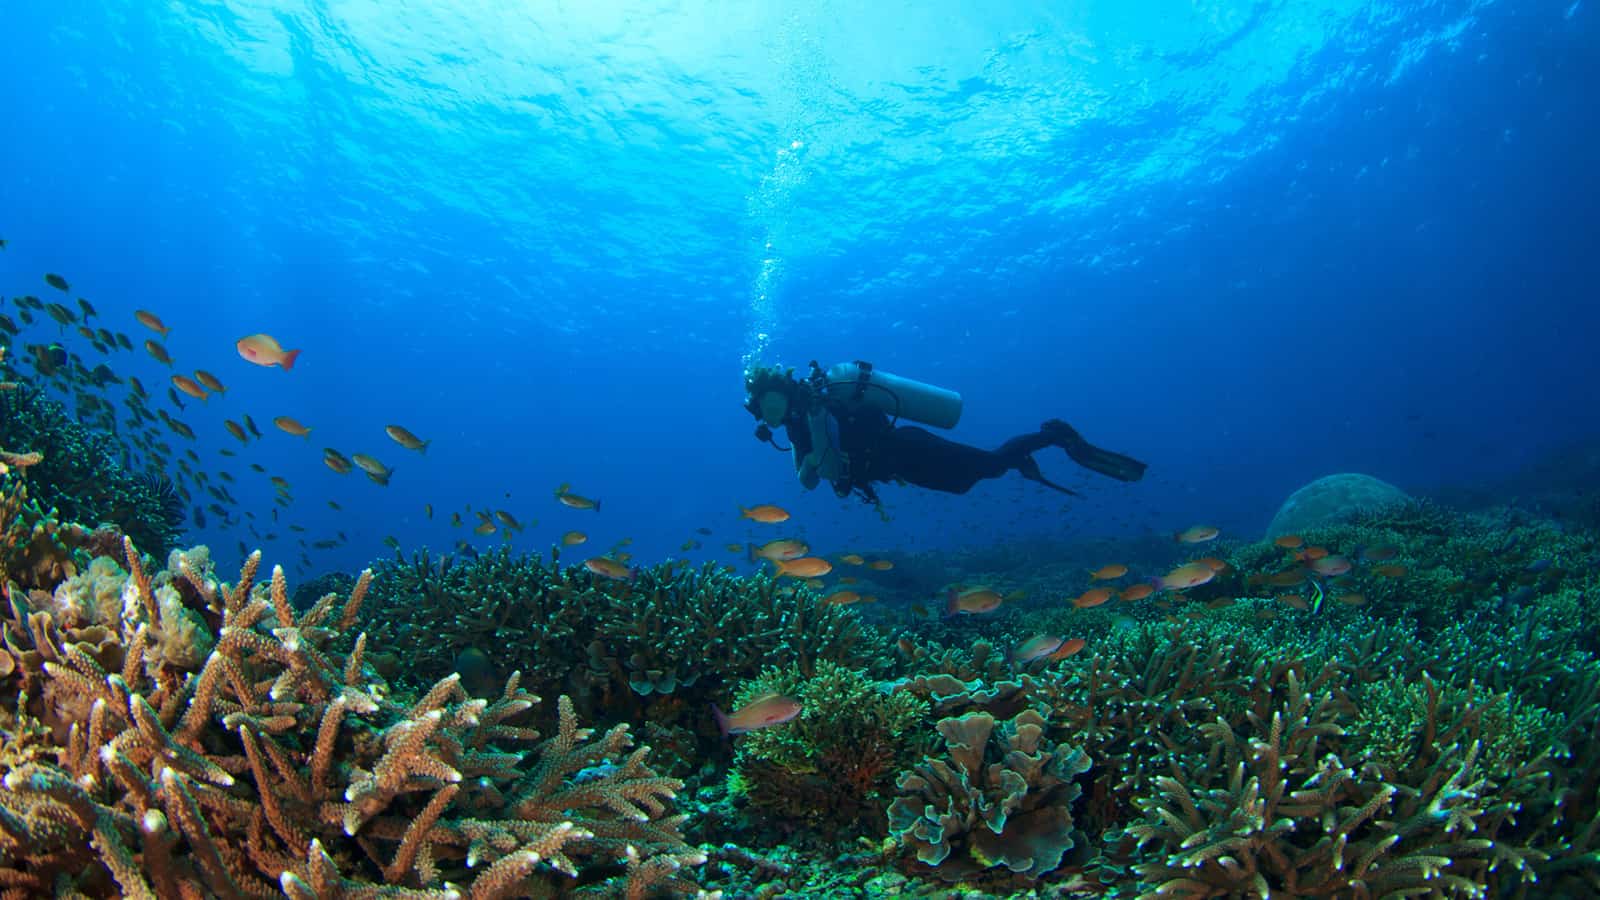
[878, 427, 1013, 494]
[1041, 419, 1148, 482]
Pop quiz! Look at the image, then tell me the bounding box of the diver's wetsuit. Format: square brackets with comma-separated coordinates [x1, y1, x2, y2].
[784, 400, 1146, 503]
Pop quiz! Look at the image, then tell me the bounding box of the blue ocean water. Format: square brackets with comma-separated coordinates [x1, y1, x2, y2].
[1, 0, 1596, 578]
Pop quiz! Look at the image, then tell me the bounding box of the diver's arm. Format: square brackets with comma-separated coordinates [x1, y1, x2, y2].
[794, 407, 832, 490]
[785, 412, 821, 490]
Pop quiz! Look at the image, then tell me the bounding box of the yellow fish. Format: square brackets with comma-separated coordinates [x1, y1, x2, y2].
[273, 416, 312, 437]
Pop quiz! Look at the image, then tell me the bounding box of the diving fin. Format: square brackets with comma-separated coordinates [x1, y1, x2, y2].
[1064, 442, 1147, 482]
[1015, 455, 1083, 497]
[1042, 419, 1147, 482]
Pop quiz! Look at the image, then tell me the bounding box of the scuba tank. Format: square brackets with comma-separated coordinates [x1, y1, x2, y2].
[816, 360, 963, 429]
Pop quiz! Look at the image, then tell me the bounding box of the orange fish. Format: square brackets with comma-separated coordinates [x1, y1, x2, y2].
[561, 531, 587, 546]
[1273, 534, 1304, 549]
[1264, 568, 1310, 587]
[1046, 638, 1088, 661]
[1297, 546, 1330, 561]
[385, 425, 430, 453]
[820, 589, 863, 606]
[1277, 594, 1309, 610]
[740, 504, 790, 524]
[945, 587, 1003, 616]
[867, 560, 894, 571]
[1156, 563, 1216, 591]
[555, 484, 600, 511]
[170, 375, 208, 401]
[1372, 564, 1407, 578]
[236, 333, 301, 370]
[144, 340, 172, 366]
[713, 693, 802, 735]
[1013, 634, 1068, 664]
[1119, 583, 1156, 602]
[1073, 587, 1114, 609]
[1336, 593, 1367, 606]
[273, 416, 312, 438]
[1309, 555, 1353, 577]
[583, 556, 634, 581]
[774, 557, 832, 579]
[1194, 557, 1229, 572]
[751, 539, 809, 562]
[1089, 564, 1128, 581]
[840, 554, 865, 566]
[194, 370, 226, 393]
[135, 310, 170, 338]
[1363, 544, 1401, 562]
[1174, 525, 1220, 544]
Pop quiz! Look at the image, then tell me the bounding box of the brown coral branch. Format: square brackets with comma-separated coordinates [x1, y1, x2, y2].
[337, 568, 372, 632]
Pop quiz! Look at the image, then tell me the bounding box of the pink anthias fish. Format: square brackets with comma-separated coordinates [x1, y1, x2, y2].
[236, 333, 302, 370]
[1308, 555, 1354, 577]
[1154, 562, 1217, 592]
[1012, 635, 1088, 665]
[712, 693, 802, 735]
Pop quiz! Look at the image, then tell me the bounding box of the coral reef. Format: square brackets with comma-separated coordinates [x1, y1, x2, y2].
[0, 540, 713, 898]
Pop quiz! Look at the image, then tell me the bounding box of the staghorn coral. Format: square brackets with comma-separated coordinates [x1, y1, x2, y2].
[0, 541, 714, 898]
[886, 707, 1091, 884]
[1120, 665, 1549, 898]
[362, 547, 893, 734]
[726, 661, 926, 836]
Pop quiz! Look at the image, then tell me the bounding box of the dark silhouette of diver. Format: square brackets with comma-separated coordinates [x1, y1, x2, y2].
[745, 360, 1147, 505]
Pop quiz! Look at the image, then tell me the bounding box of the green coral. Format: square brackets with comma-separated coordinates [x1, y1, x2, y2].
[362, 547, 894, 739]
[0, 383, 181, 558]
[886, 707, 1091, 882]
[729, 661, 926, 835]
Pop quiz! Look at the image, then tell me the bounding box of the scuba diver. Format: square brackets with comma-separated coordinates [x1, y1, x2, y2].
[745, 360, 1147, 505]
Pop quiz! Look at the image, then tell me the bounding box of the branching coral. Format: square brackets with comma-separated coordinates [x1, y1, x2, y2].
[727, 661, 926, 836]
[0, 541, 715, 898]
[886, 707, 1091, 883]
